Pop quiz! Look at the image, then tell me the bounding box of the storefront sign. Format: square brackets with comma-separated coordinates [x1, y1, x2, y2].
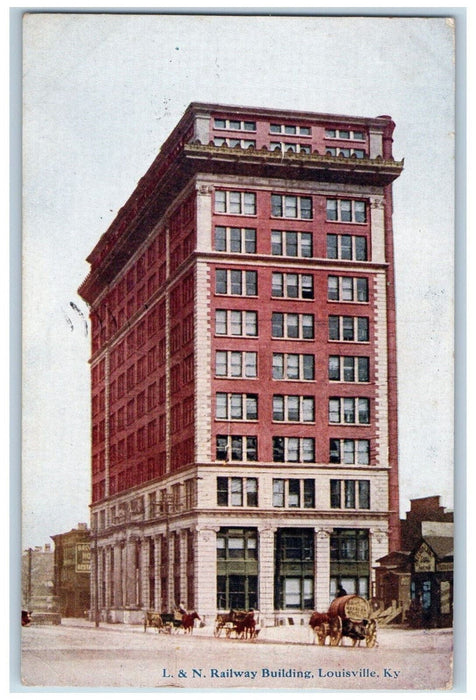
[414, 542, 435, 572]
[76, 543, 91, 573]
[436, 562, 453, 572]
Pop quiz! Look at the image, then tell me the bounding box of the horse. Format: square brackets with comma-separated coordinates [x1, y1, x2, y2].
[309, 611, 342, 645]
[235, 610, 256, 640]
[180, 611, 201, 634]
[144, 611, 164, 632]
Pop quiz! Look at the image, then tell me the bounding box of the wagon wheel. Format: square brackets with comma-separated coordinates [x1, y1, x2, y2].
[329, 616, 342, 646]
[316, 622, 328, 646]
[365, 619, 377, 648]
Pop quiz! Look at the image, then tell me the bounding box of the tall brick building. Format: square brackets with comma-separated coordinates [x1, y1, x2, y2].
[78, 103, 403, 624]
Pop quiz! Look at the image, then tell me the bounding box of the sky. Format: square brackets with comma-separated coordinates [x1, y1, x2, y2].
[19, 11, 457, 550]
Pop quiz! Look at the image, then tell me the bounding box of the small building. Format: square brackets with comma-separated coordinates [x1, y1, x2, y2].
[51, 523, 91, 617]
[375, 496, 453, 628]
[374, 550, 411, 621]
[21, 544, 61, 624]
[409, 533, 453, 628]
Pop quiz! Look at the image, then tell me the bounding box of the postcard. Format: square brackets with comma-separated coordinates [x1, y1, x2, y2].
[19, 11, 458, 691]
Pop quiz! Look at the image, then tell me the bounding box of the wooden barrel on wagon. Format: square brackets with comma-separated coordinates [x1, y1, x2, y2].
[327, 595, 377, 648]
[328, 594, 370, 622]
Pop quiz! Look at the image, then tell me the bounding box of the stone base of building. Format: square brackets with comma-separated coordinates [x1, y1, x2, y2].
[30, 611, 61, 625]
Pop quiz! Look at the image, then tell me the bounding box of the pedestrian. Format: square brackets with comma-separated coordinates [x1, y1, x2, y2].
[336, 585, 347, 597]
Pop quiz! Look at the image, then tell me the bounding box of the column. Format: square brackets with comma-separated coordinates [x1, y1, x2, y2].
[258, 524, 276, 626]
[370, 195, 386, 263]
[139, 536, 149, 610]
[194, 526, 219, 623]
[370, 528, 389, 598]
[104, 545, 112, 611]
[113, 540, 123, 610]
[179, 529, 188, 608]
[314, 527, 333, 612]
[153, 535, 160, 611]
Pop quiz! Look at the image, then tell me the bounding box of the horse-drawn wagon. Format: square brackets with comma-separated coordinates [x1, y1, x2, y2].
[214, 609, 257, 639]
[309, 595, 377, 648]
[144, 609, 201, 634]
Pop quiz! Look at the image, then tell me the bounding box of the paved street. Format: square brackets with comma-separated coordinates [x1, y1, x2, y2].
[19, 618, 453, 691]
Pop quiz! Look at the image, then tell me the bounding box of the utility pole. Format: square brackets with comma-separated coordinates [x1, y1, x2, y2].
[94, 525, 100, 628]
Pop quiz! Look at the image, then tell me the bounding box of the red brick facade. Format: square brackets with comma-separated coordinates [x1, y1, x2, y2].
[79, 103, 403, 622]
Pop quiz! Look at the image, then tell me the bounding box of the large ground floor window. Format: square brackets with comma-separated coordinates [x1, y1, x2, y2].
[216, 527, 258, 610]
[329, 528, 369, 602]
[274, 528, 314, 610]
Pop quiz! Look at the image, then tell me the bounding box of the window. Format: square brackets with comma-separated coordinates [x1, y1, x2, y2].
[216, 527, 258, 611]
[273, 478, 315, 508]
[214, 118, 256, 131]
[330, 529, 369, 563]
[272, 273, 314, 299]
[273, 395, 315, 422]
[215, 269, 257, 296]
[271, 230, 313, 258]
[328, 397, 370, 424]
[216, 435, 258, 462]
[271, 194, 312, 219]
[270, 124, 311, 136]
[215, 226, 256, 253]
[270, 142, 311, 154]
[326, 199, 366, 223]
[272, 312, 314, 339]
[215, 350, 257, 378]
[272, 353, 314, 380]
[216, 393, 258, 421]
[329, 439, 370, 465]
[328, 356, 370, 382]
[328, 316, 369, 342]
[330, 480, 370, 509]
[215, 190, 256, 215]
[215, 309, 258, 336]
[328, 276, 368, 302]
[217, 477, 258, 507]
[273, 436, 315, 463]
[325, 147, 365, 158]
[325, 129, 365, 141]
[214, 137, 256, 149]
[274, 529, 314, 610]
[327, 234, 367, 261]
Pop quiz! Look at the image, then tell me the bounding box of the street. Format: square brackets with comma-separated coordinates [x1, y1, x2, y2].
[19, 618, 453, 690]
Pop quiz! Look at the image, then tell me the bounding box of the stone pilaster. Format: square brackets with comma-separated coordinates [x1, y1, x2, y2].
[194, 260, 212, 463]
[179, 529, 188, 608]
[374, 271, 389, 469]
[258, 524, 276, 626]
[139, 537, 149, 610]
[315, 527, 333, 611]
[124, 536, 138, 607]
[194, 526, 219, 623]
[370, 195, 386, 263]
[368, 127, 383, 159]
[370, 527, 389, 595]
